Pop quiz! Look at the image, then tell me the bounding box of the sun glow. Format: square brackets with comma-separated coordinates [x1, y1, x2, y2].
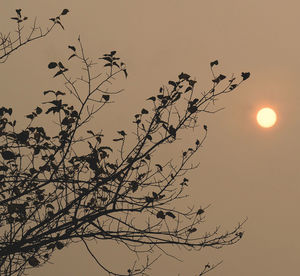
[256, 107, 277, 128]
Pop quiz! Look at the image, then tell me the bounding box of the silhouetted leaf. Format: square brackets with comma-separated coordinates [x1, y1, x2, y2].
[188, 227, 197, 233]
[35, 107, 42, 114]
[130, 181, 138, 192]
[17, 131, 29, 144]
[48, 62, 57, 69]
[203, 125, 207, 131]
[68, 45, 76, 51]
[147, 96, 156, 101]
[56, 242, 64, 250]
[11, 17, 19, 21]
[188, 105, 197, 114]
[28, 256, 39, 267]
[230, 84, 237, 90]
[55, 91, 65, 96]
[110, 50, 116, 56]
[168, 80, 176, 87]
[56, 21, 64, 30]
[61, 9, 69, 15]
[58, 62, 65, 69]
[188, 79, 197, 86]
[210, 60, 218, 67]
[155, 164, 163, 171]
[241, 72, 250, 80]
[145, 196, 153, 203]
[16, 9, 22, 17]
[169, 125, 176, 138]
[118, 130, 126, 136]
[43, 90, 55, 95]
[156, 211, 165, 219]
[68, 54, 76, 60]
[178, 72, 190, 80]
[53, 70, 63, 78]
[197, 208, 204, 215]
[141, 108, 148, 114]
[1, 150, 16, 160]
[113, 138, 123, 142]
[166, 211, 176, 219]
[102, 95, 110, 101]
[123, 69, 128, 78]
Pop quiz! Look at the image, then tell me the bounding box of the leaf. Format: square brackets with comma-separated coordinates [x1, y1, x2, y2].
[53, 70, 63, 78]
[145, 196, 153, 203]
[117, 130, 126, 136]
[68, 54, 76, 60]
[147, 96, 156, 101]
[68, 45, 76, 51]
[17, 131, 29, 144]
[101, 56, 113, 62]
[188, 227, 197, 233]
[197, 208, 204, 215]
[61, 9, 69, 15]
[28, 256, 39, 267]
[102, 95, 110, 101]
[210, 60, 218, 67]
[169, 125, 176, 138]
[110, 50, 116, 56]
[123, 69, 128, 78]
[156, 211, 165, 219]
[58, 62, 65, 69]
[188, 105, 197, 114]
[130, 181, 138, 192]
[55, 91, 65, 96]
[166, 211, 176, 219]
[241, 72, 250, 80]
[56, 21, 64, 30]
[141, 108, 148, 114]
[56, 242, 64, 250]
[203, 125, 207, 131]
[35, 107, 42, 114]
[219, 74, 226, 81]
[168, 80, 177, 87]
[113, 138, 123, 142]
[43, 90, 55, 95]
[188, 79, 197, 86]
[48, 62, 57, 69]
[155, 164, 163, 171]
[178, 72, 190, 80]
[11, 17, 19, 21]
[16, 9, 22, 17]
[1, 150, 16, 160]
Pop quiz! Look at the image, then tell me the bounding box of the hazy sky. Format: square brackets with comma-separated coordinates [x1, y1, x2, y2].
[1, 1, 300, 275]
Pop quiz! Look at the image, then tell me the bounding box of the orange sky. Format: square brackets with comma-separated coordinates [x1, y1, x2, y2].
[1, 1, 300, 275]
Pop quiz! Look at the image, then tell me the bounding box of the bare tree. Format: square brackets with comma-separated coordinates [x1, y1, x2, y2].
[0, 7, 249, 276]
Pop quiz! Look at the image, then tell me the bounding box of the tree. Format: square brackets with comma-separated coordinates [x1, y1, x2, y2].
[0, 7, 249, 276]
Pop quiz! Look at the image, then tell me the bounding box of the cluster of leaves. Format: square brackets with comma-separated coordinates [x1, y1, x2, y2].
[0, 32, 248, 276]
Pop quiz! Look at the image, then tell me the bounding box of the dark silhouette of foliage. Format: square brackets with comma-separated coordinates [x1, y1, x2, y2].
[0, 8, 249, 276]
[0, 8, 69, 63]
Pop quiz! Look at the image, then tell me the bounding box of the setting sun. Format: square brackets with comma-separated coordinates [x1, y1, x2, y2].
[256, 107, 277, 128]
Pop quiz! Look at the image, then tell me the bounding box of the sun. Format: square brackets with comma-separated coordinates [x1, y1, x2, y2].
[256, 107, 277, 128]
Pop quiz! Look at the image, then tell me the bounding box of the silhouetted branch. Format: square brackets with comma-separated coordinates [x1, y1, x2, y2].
[0, 8, 69, 63]
[0, 11, 250, 275]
